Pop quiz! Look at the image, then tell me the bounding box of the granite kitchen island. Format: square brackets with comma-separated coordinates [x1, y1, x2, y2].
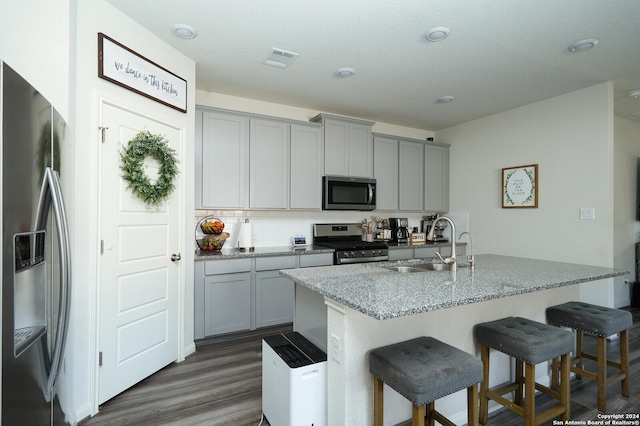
[279, 254, 628, 426]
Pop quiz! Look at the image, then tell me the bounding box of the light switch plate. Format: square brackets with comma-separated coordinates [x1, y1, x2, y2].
[580, 207, 595, 220]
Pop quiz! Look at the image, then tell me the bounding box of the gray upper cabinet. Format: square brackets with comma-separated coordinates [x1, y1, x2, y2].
[250, 119, 289, 209]
[398, 140, 424, 211]
[290, 124, 323, 209]
[311, 113, 374, 178]
[373, 135, 398, 211]
[374, 133, 450, 213]
[423, 143, 449, 212]
[196, 110, 249, 209]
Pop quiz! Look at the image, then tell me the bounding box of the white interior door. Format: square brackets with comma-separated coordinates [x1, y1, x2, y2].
[98, 102, 182, 404]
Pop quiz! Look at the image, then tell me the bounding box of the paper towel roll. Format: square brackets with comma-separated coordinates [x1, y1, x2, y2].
[238, 220, 254, 251]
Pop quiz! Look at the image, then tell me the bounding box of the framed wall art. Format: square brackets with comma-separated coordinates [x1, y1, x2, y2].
[502, 164, 538, 208]
[98, 33, 187, 113]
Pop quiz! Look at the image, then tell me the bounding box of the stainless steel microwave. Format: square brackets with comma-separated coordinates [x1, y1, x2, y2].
[323, 176, 376, 210]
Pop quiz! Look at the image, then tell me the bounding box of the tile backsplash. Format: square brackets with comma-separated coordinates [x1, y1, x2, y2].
[195, 210, 469, 249]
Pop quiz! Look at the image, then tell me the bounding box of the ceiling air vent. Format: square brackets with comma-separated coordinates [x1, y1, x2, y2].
[263, 48, 299, 69]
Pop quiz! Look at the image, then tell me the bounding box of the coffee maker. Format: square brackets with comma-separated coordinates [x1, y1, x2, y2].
[389, 218, 410, 243]
[421, 214, 448, 242]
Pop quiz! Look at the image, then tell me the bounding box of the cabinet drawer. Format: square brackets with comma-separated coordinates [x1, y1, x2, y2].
[204, 258, 252, 275]
[388, 249, 414, 261]
[255, 256, 297, 271]
[299, 253, 334, 267]
[413, 247, 439, 259]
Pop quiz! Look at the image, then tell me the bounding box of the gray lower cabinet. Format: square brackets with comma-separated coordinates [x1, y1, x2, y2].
[255, 256, 297, 328]
[255, 270, 294, 328]
[203, 272, 252, 336]
[195, 253, 333, 339]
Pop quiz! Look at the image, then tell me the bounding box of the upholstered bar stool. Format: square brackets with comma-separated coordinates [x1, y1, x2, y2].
[474, 317, 573, 426]
[369, 336, 483, 426]
[546, 301, 632, 412]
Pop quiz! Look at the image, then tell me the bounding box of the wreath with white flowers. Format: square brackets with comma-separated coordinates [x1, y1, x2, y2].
[120, 130, 179, 207]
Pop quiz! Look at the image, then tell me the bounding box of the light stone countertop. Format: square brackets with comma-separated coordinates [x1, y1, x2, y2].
[279, 254, 629, 320]
[194, 245, 334, 261]
[194, 241, 462, 261]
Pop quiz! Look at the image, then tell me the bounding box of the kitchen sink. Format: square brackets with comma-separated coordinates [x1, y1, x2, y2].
[384, 262, 447, 273]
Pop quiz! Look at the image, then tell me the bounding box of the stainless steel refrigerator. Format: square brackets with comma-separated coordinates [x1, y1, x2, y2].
[1, 63, 71, 425]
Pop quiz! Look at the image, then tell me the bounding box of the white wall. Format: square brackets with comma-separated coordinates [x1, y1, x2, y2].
[0, 0, 70, 119]
[436, 83, 617, 305]
[613, 116, 640, 307]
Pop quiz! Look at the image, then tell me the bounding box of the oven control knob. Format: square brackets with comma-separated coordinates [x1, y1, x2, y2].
[351, 251, 356, 257]
[362, 251, 366, 256]
[343, 252, 349, 258]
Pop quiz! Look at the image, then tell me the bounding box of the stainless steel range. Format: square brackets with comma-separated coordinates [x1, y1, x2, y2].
[313, 223, 389, 264]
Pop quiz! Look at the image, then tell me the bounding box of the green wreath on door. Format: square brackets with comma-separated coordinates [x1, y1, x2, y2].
[120, 130, 179, 207]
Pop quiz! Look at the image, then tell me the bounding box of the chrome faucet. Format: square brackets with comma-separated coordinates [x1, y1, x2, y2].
[458, 231, 475, 270]
[427, 216, 457, 272]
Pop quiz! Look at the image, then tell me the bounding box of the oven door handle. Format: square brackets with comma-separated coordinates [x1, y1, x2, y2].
[338, 255, 389, 264]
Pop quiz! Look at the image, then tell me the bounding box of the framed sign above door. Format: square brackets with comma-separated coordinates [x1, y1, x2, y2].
[98, 33, 187, 113]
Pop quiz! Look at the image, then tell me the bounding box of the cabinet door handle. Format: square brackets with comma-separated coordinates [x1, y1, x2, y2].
[171, 253, 182, 262]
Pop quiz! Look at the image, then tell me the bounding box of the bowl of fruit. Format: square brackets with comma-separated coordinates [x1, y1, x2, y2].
[201, 218, 225, 234]
[198, 232, 230, 251]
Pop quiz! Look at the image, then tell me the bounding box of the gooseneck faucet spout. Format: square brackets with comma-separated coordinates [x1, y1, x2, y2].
[459, 231, 475, 270]
[427, 216, 457, 272]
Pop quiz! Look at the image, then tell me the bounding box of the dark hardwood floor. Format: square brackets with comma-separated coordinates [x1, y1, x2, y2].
[82, 307, 640, 426]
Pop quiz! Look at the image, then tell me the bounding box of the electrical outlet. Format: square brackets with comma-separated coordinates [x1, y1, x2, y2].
[330, 333, 340, 363]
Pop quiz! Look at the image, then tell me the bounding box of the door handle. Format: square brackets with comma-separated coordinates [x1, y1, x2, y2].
[171, 253, 182, 262]
[36, 167, 71, 397]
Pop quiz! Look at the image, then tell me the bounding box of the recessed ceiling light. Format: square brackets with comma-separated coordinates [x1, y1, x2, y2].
[425, 27, 450, 42]
[568, 38, 598, 52]
[627, 89, 640, 98]
[336, 68, 355, 78]
[437, 95, 455, 103]
[171, 24, 198, 40]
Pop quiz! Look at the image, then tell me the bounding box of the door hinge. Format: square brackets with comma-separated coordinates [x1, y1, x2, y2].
[99, 351, 103, 367]
[98, 126, 108, 144]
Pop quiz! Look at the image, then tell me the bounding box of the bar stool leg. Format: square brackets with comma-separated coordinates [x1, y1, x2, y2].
[468, 384, 479, 426]
[621, 329, 630, 398]
[479, 345, 490, 425]
[576, 331, 584, 380]
[597, 336, 606, 412]
[425, 401, 434, 426]
[551, 356, 559, 391]
[524, 363, 535, 426]
[515, 359, 524, 406]
[561, 353, 570, 421]
[412, 404, 425, 426]
[373, 376, 384, 426]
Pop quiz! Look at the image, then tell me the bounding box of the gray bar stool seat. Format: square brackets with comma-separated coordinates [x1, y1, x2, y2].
[369, 336, 483, 426]
[546, 301, 632, 412]
[474, 316, 573, 426]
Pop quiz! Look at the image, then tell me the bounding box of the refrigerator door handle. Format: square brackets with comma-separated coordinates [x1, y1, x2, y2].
[36, 167, 72, 397]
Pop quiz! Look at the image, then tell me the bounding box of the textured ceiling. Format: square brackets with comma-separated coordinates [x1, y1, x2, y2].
[106, 0, 640, 130]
